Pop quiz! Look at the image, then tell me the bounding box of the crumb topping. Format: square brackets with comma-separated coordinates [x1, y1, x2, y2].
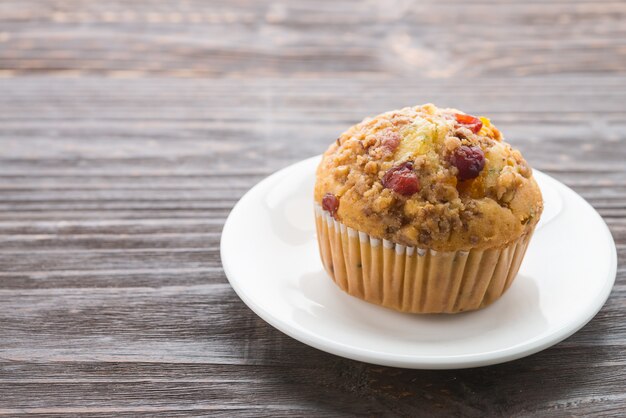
[314, 104, 543, 251]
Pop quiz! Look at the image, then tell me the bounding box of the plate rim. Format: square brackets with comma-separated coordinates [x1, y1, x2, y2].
[221, 155, 617, 369]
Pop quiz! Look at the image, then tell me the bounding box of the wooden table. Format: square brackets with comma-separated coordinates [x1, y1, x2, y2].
[1, 1, 624, 416]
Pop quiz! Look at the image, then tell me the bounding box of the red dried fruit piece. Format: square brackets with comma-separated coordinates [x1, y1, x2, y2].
[322, 193, 339, 217]
[450, 145, 485, 181]
[455, 113, 483, 134]
[382, 162, 420, 196]
[378, 130, 401, 153]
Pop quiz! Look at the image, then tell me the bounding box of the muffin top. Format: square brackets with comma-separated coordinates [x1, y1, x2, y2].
[314, 104, 543, 251]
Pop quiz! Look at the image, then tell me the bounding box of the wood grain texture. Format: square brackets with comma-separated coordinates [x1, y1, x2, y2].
[0, 0, 625, 416]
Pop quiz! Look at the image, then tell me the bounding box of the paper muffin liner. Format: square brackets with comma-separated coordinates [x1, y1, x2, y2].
[314, 204, 534, 314]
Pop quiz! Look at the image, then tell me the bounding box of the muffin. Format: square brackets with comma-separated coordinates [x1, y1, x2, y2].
[314, 104, 543, 313]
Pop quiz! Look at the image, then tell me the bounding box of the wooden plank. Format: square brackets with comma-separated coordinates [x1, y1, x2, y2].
[0, 1, 624, 78]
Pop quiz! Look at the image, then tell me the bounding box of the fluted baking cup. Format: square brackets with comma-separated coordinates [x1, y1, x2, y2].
[314, 205, 534, 314]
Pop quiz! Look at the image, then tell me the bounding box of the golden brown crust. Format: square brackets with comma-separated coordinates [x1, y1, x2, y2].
[314, 104, 543, 251]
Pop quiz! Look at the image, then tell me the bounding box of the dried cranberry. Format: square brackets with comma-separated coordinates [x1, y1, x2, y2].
[322, 193, 339, 217]
[450, 145, 485, 181]
[382, 162, 420, 196]
[455, 113, 483, 134]
[379, 130, 401, 152]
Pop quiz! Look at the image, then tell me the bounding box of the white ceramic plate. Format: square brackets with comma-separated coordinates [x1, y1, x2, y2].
[221, 156, 616, 369]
